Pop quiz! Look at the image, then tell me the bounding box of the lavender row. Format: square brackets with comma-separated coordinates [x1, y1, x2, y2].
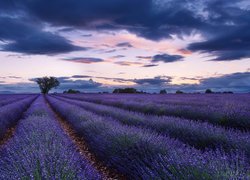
[0, 95, 30, 107]
[0, 95, 101, 179]
[0, 94, 31, 101]
[58, 94, 250, 130]
[0, 95, 37, 140]
[47, 96, 249, 179]
[53, 95, 250, 159]
[73, 93, 250, 110]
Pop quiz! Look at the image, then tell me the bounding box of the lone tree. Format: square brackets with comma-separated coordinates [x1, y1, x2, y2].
[35, 76, 60, 94]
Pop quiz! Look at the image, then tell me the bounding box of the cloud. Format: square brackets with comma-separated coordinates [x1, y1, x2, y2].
[164, 72, 250, 93]
[1, 0, 249, 61]
[198, 72, 250, 91]
[188, 26, 250, 61]
[0, 82, 39, 93]
[151, 53, 184, 63]
[137, 56, 152, 60]
[114, 61, 143, 66]
[29, 76, 104, 92]
[1, 71, 250, 93]
[1, 0, 205, 41]
[133, 76, 172, 86]
[62, 57, 104, 64]
[186, 0, 250, 61]
[7, 76, 22, 79]
[116, 42, 133, 48]
[142, 64, 158, 68]
[110, 55, 125, 59]
[71, 75, 92, 78]
[102, 49, 117, 53]
[81, 34, 93, 37]
[59, 78, 103, 90]
[0, 17, 85, 55]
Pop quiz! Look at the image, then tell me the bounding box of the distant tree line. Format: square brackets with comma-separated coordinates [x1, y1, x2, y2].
[205, 89, 233, 94]
[113, 88, 145, 94]
[35, 77, 234, 94]
[63, 89, 80, 94]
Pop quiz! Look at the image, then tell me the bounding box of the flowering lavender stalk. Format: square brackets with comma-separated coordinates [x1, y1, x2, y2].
[47, 96, 250, 179]
[0, 95, 37, 140]
[0, 95, 30, 107]
[52, 95, 250, 159]
[57, 93, 250, 130]
[0, 96, 101, 180]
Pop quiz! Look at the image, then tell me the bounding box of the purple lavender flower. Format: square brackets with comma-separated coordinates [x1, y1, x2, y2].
[0, 96, 101, 179]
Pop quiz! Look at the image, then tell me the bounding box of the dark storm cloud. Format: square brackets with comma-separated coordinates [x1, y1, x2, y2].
[62, 57, 104, 64]
[116, 42, 133, 48]
[187, 0, 250, 61]
[0, 0, 249, 60]
[151, 54, 184, 63]
[1, 0, 204, 41]
[188, 26, 250, 61]
[0, 17, 84, 55]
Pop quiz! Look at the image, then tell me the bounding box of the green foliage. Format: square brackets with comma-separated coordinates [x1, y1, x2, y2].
[63, 89, 80, 94]
[113, 88, 141, 94]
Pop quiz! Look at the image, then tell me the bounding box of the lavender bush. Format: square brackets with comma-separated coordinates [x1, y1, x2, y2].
[0, 95, 30, 107]
[57, 93, 250, 130]
[0, 95, 37, 140]
[0, 96, 101, 179]
[47, 96, 250, 179]
[53, 95, 250, 159]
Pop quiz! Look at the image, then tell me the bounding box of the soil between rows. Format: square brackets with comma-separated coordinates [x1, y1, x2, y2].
[45, 98, 126, 180]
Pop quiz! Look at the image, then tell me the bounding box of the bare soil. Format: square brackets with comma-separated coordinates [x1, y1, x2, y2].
[45, 99, 126, 180]
[0, 126, 16, 147]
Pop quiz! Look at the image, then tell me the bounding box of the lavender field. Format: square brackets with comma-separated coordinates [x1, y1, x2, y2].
[0, 94, 249, 179]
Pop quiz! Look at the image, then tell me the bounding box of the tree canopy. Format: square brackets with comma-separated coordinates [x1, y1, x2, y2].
[35, 76, 60, 94]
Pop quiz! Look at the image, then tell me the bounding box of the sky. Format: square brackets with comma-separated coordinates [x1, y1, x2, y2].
[0, 0, 250, 93]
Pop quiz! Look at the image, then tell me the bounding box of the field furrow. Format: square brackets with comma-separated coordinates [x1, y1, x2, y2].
[58, 94, 250, 130]
[47, 95, 250, 179]
[0, 95, 101, 179]
[52, 95, 250, 159]
[0, 95, 37, 140]
[0, 95, 30, 108]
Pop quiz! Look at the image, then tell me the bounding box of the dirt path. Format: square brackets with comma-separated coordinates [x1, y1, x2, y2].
[0, 127, 16, 146]
[45, 98, 126, 180]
